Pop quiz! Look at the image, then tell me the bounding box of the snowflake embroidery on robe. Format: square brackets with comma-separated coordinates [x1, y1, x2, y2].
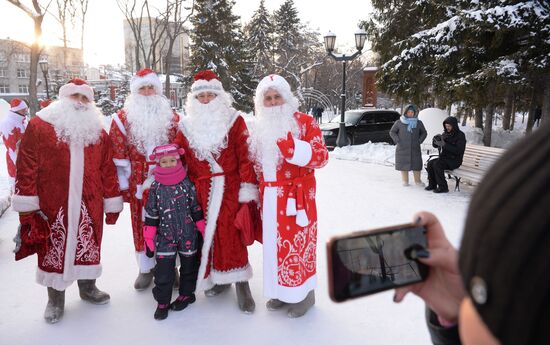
[42, 207, 66, 270]
[76, 202, 100, 263]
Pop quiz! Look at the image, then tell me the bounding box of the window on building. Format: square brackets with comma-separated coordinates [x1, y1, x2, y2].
[16, 54, 30, 63]
[17, 68, 29, 78]
[18, 84, 29, 93]
[0, 67, 6, 78]
[0, 84, 9, 93]
[0, 51, 6, 62]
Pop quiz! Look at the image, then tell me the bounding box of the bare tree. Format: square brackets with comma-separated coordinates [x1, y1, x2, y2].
[117, 0, 168, 71]
[77, 0, 89, 52]
[55, 0, 76, 69]
[6, 0, 52, 116]
[160, 0, 193, 98]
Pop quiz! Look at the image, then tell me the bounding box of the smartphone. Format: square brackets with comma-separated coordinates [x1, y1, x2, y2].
[327, 223, 429, 303]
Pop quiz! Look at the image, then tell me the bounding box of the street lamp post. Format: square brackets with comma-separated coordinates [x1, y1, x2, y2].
[39, 59, 50, 99]
[324, 29, 367, 147]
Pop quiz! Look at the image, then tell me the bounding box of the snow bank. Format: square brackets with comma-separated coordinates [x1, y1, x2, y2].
[332, 142, 396, 166]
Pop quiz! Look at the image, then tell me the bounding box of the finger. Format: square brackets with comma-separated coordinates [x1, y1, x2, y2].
[393, 286, 413, 303]
[417, 247, 459, 273]
[413, 211, 448, 244]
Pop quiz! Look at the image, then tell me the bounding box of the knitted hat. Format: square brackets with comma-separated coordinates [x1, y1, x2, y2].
[254, 74, 299, 111]
[130, 68, 163, 95]
[149, 144, 185, 162]
[190, 70, 224, 96]
[58, 78, 94, 101]
[459, 122, 550, 345]
[40, 99, 52, 109]
[10, 98, 28, 112]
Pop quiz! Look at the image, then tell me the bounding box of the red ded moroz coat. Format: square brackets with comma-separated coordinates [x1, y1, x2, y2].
[256, 112, 328, 303]
[12, 115, 122, 291]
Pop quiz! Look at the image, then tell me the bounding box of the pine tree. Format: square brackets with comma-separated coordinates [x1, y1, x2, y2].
[272, 0, 302, 87]
[244, 0, 274, 80]
[189, 0, 254, 110]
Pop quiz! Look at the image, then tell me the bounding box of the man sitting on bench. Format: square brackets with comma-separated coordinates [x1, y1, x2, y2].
[425, 117, 466, 193]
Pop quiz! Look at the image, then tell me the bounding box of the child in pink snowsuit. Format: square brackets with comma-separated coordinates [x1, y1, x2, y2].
[143, 143, 206, 320]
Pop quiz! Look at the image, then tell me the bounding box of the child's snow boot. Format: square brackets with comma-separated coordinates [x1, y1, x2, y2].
[154, 303, 170, 320]
[44, 287, 65, 324]
[77, 279, 110, 304]
[236, 281, 255, 314]
[170, 294, 196, 311]
[287, 290, 315, 318]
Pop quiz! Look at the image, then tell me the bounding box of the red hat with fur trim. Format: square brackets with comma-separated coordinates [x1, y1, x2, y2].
[40, 99, 52, 109]
[190, 69, 224, 96]
[130, 68, 162, 95]
[10, 98, 28, 112]
[59, 78, 94, 102]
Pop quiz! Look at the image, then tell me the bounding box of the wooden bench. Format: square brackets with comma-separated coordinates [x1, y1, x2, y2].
[445, 144, 505, 191]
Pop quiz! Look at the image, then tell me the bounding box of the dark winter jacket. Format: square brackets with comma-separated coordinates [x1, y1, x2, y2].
[433, 117, 466, 170]
[144, 177, 203, 256]
[390, 104, 427, 171]
[426, 308, 461, 345]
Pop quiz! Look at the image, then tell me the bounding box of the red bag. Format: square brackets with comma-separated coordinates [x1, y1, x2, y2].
[234, 202, 262, 246]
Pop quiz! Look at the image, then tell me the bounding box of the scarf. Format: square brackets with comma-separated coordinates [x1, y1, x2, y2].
[400, 115, 418, 132]
[153, 161, 187, 185]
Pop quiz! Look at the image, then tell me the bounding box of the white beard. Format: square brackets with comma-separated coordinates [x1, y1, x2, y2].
[37, 98, 104, 147]
[181, 94, 236, 161]
[124, 94, 174, 156]
[248, 103, 300, 174]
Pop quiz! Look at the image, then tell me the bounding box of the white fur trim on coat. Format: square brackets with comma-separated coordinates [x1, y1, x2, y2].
[211, 264, 253, 285]
[103, 196, 123, 213]
[112, 114, 127, 136]
[113, 158, 131, 191]
[286, 138, 312, 167]
[286, 197, 297, 216]
[135, 251, 155, 273]
[238, 182, 259, 203]
[11, 195, 40, 212]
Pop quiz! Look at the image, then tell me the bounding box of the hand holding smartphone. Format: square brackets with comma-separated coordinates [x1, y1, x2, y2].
[327, 223, 429, 302]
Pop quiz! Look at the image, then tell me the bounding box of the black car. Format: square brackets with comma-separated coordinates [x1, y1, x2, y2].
[320, 108, 400, 146]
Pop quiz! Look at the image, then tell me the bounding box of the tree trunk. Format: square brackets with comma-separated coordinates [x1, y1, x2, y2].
[29, 16, 44, 116]
[474, 107, 483, 129]
[483, 103, 495, 147]
[510, 97, 516, 130]
[461, 110, 468, 126]
[526, 84, 541, 134]
[164, 40, 175, 104]
[502, 87, 514, 130]
[541, 73, 550, 126]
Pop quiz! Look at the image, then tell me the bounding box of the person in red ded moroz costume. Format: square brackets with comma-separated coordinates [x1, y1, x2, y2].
[173, 70, 259, 313]
[12, 78, 123, 324]
[0, 98, 28, 191]
[109, 68, 180, 290]
[248, 74, 329, 318]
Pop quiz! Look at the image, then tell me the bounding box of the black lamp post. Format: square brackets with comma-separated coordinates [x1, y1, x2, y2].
[324, 29, 367, 147]
[39, 59, 50, 99]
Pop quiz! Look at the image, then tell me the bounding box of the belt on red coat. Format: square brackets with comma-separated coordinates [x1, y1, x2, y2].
[259, 172, 314, 227]
[194, 172, 227, 201]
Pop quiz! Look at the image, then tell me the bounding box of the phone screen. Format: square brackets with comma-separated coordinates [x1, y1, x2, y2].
[328, 225, 428, 302]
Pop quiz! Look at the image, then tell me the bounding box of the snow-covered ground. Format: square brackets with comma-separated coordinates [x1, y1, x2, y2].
[0, 143, 472, 345]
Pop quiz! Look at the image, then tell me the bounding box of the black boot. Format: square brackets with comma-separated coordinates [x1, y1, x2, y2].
[170, 294, 196, 311]
[44, 287, 65, 324]
[433, 187, 449, 193]
[154, 303, 170, 320]
[236, 281, 255, 314]
[77, 279, 110, 304]
[424, 185, 436, 191]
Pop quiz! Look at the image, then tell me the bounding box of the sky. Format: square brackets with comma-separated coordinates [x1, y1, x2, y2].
[0, 0, 373, 67]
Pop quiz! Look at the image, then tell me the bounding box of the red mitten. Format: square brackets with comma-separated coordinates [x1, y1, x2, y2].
[105, 213, 120, 225]
[143, 225, 157, 258]
[195, 219, 205, 238]
[276, 132, 295, 159]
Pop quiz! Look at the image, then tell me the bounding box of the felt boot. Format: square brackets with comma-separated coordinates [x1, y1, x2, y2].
[134, 270, 154, 291]
[44, 287, 65, 324]
[266, 298, 287, 311]
[287, 290, 315, 318]
[204, 283, 230, 297]
[78, 279, 110, 304]
[236, 281, 255, 314]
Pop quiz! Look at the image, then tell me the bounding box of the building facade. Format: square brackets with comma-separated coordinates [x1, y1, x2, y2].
[0, 38, 85, 102]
